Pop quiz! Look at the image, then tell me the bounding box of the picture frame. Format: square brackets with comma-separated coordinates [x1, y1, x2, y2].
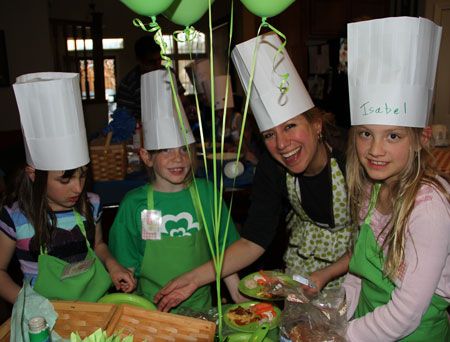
[0, 30, 10, 87]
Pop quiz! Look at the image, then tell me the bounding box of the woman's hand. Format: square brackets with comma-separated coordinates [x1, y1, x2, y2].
[154, 272, 199, 312]
[299, 269, 328, 297]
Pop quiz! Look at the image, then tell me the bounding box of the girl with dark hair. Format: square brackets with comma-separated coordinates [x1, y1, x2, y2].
[0, 72, 135, 304]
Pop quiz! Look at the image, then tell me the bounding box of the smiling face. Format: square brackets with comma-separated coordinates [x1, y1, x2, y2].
[355, 125, 413, 185]
[46, 167, 88, 211]
[141, 146, 192, 192]
[261, 113, 327, 175]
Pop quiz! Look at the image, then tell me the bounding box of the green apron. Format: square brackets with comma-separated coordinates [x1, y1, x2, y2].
[349, 184, 450, 341]
[284, 158, 354, 288]
[33, 211, 112, 302]
[138, 185, 212, 313]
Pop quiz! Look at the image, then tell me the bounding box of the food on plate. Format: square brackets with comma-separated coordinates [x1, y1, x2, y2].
[226, 303, 278, 326]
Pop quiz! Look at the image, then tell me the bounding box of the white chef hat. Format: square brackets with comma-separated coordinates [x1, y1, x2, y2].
[348, 17, 442, 127]
[141, 69, 195, 150]
[186, 58, 210, 94]
[232, 32, 314, 132]
[202, 75, 235, 110]
[13, 72, 89, 171]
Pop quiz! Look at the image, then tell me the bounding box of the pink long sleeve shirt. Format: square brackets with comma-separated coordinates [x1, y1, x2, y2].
[344, 178, 450, 341]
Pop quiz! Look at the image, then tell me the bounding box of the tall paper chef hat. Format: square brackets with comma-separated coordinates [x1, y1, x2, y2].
[13, 72, 89, 171]
[203, 75, 235, 110]
[348, 17, 442, 127]
[186, 58, 210, 94]
[141, 69, 195, 150]
[231, 32, 314, 131]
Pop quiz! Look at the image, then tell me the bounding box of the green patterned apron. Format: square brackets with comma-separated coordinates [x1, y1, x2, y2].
[349, 184, 449, 341]
[284, 158, 353, 288]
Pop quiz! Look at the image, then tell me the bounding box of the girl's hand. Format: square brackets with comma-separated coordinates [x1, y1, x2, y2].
[107, 261, 137, 293]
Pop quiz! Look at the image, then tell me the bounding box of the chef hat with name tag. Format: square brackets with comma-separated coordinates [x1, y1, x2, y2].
[348, 17, 442, 127]
[141, 69, 195, 150]
[231, 32, 314, 132]
[13, 72, 89, 171]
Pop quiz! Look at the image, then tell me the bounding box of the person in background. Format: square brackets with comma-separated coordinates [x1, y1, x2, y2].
[116, 35, 185, 120]
[154, 32, 354, 311]
[0, 73, 135, 304]
[109, 69, 245, 313]
[341, 17, 450, 341]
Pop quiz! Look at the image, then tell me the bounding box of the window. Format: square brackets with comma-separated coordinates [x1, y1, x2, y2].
[162, 32, 206, 95]
[67, 38, 124, 52]
[79, 58, 116, 102]
[66, 37, 122, 103]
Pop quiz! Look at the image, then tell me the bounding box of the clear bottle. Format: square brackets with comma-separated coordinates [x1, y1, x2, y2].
[28, 316, 51, 342]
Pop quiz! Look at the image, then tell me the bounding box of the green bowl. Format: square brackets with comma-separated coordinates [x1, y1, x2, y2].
[97, 293, 156, 310]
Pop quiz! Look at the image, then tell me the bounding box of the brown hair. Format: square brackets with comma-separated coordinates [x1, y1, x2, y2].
[1, 166, 95, 253]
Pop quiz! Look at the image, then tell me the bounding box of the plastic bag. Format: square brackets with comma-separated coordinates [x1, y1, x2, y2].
[279, 288, 347, 342]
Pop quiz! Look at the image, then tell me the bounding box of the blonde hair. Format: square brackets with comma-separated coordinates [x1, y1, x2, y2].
[346, 127, 450, 279]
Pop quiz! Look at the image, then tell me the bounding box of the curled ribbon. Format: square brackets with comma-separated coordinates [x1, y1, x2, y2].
[258, 17, 290, 94]
[173, 26, 198, 44]
[132, 16, 172, 69]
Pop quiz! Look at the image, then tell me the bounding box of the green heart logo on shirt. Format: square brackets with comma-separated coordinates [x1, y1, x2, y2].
[162, 212, 199, 237]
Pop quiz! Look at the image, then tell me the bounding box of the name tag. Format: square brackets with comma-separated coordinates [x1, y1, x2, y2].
[141, 209, 162, 240]
[61, 258, 95, 280]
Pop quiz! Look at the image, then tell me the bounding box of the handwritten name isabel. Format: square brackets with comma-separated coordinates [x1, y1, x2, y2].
[360, 102, 407, 115]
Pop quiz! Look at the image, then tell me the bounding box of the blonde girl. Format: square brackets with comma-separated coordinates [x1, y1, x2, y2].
[343, 17, 449, 341]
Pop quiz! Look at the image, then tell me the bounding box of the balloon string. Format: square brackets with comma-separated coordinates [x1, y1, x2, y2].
[259, 17, 290, 94]
[132, 17, 173, 68]
[173, 26, 197, 44]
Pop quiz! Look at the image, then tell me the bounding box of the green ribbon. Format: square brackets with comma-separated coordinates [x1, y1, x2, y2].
[259, 17, 290, 94]
[132, 16, 173, 68]
[173, 26, 198, 44]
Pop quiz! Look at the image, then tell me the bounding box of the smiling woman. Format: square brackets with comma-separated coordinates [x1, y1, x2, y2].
[153, 32, 355, 313]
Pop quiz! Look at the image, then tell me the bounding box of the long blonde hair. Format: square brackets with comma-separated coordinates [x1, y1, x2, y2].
[346, 127, 450, 279]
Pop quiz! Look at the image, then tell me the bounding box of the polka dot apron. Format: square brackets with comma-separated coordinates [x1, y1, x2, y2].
[284, 158, 354, 289]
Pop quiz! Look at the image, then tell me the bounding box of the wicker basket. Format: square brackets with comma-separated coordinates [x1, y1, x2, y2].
[107, 305, 216, 341]
[90, 132, 128, 181]
[0, 301, 117, 341]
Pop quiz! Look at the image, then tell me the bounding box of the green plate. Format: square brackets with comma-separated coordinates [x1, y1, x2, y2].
[238, 271, 297, 300]
[97, 293, 157, 310]
[225, 332, 274, 342]
[223, 301, 281, 333]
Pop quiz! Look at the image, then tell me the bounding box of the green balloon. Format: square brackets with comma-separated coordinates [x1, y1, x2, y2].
[163, 0, 214, 26]
[121, 0, 175, 17]
[240, 0, 295, 18]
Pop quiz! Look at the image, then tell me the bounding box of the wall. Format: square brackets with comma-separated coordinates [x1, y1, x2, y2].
[0, 0, 53, 131]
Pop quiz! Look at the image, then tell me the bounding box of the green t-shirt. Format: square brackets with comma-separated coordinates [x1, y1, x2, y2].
[109, 179, 239, 278]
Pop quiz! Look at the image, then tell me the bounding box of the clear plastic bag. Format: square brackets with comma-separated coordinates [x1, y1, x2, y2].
[279, 288, 347, 342]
